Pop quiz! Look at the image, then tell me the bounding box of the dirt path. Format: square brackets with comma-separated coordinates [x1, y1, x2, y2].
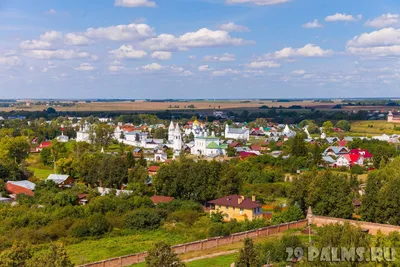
[183, 250, 239, 263]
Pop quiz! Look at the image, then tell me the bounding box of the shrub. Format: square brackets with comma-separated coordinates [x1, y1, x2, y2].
[124, 209, 164, 230]
[88, 213, 111, 236]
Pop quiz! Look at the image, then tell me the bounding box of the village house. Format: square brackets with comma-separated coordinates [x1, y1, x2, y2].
[35, 141, 52, 152]
[323, 146, 350, 157]
[46, 174, 75, 188]
[6, 180, 36, 198]
[208, 195, 263, 222]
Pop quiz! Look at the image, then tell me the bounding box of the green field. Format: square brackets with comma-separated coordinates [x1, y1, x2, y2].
[350, 120, 400, 136]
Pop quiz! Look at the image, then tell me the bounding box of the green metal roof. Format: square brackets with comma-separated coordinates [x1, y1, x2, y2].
[206, 141, 220, 149]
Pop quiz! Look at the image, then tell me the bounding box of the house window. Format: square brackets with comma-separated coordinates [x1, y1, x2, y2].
[240, 208, 244, 215]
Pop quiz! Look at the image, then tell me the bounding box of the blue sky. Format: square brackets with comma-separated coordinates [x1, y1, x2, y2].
[0, 0, 399, 99]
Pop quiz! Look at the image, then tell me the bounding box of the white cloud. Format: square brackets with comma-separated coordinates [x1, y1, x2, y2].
[65, 33, 91, 46]
[140, 28, 253, 51]
[75, 63, 95, 71]
[109, 45, 147, 59]
[245, 60, 280, 69]
[24, 49, 91, 60]
[225, 0, 289, 6]
[292, 69, 306, 75]
[203, 53, 236, 62]
[188, 55, 196, 60]
[266, 44, 333, 59]
[198, 65, 213, 71]
[348, 28, 400, 47]
[86, 23, 155, 41]
[0, 56, 21, 66]
[114, 0, 156, 8]
[365, 14, 400, 28]
[40, 31, 62, 42]
[41, 68, 48, 73]
[19, 40, 52, 50]
[212, 69, 240, 76]
[219, 22, 250, 32]
[109, 65, 125, 72]
[140, 63, 164, 71]
[302, 19, 323, 29]
[325, 13, 361, 22]
[151, 51, 172, 60]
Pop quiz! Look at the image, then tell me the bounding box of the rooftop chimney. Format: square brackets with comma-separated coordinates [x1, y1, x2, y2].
[252, 194, 256, 202]
[238, 196, 244, 204]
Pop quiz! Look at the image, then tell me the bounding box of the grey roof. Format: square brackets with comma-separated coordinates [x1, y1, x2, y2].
[326, 137, 339, 143]
[7, 180, 36, 191]
[235, 147, 250, 152]
[322, 156, 336, 163]
[134, 148, 142, 153]
[344, 137, 354, 141]
[227, 128, 248, 134]
[324, 146, 349, 155]
[46, 174, 71, 184]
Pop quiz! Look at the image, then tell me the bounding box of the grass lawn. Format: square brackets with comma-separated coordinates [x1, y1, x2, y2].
[350, 120, 400, 136]
[187, 253, 237, 267]
[29, 167, 53, 180]
[66, 230, 196, 265]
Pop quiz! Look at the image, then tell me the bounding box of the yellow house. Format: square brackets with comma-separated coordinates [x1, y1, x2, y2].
[208, 195, 263, 221]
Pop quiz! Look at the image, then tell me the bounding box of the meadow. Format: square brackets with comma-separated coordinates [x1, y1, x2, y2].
[350, 120, 400, 136]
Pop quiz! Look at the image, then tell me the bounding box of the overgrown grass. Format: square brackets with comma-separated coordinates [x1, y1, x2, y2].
[66, 229, 196, 265]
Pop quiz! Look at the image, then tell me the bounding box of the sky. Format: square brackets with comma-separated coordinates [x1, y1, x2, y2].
[0, 0, 400, 99]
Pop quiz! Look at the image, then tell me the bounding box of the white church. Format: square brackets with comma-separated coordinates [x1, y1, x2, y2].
[224, 124, 250, 141]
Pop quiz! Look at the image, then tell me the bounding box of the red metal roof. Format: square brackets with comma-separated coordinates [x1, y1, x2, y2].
[39, 141, 52, 148]
[148, 166, 160, 172]
[240, 152, 257, 159]
[208, 195, 261, 209]
[150, 195, 175, 204]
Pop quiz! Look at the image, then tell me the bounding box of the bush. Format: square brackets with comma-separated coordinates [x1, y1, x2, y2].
[124, 209, 164, 230]
[88, 213, 111, 236]
[350, 164, 364, 174]
[71, 221, 91, 238]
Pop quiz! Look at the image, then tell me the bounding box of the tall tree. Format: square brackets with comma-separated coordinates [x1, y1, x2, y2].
[236, 238, 260, 267]
[145, 242, 185, 267]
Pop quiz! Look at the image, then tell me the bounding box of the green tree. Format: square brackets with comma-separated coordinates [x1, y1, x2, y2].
[26, 244, 74, 267]
[335, 120, 351, 131]
[126, 151, 136, 168]
[289, 135, 307, 157]
[236, 238, 260, 267]
[153, 128, 168, 139]
[40, 147, 52, 166]
[322, 121, 333, 133]
[145, 242, 185, 267]
[271, 205, 304, 224]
